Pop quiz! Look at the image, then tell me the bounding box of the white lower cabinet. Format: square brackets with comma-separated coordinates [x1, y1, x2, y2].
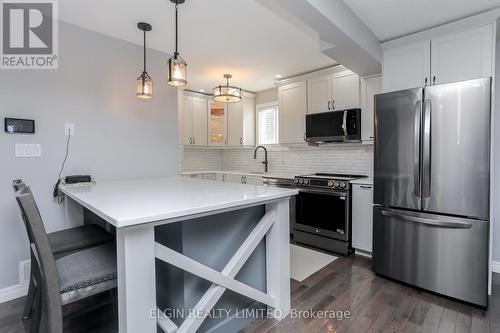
[224, 174, 243, 184]
[352, 184, 373, 253]
[245, 175, 264, 185]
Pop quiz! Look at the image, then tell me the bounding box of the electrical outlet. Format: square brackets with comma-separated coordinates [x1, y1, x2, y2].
[65, 123, 75, 136]
[19, 260, 31, 284]
[15, 143, 42, 157]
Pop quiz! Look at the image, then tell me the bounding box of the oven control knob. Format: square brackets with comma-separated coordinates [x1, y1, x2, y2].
[333, 181, 339, 188]
[304, 179, 309, 185]
[298, 178, 303, 185]
[328, 180, 334, 187]
[294, 178, 299, 185]
[340, 182, 346, 188]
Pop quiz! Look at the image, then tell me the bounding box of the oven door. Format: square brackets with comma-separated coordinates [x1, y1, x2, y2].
[295, 188, 350, 241]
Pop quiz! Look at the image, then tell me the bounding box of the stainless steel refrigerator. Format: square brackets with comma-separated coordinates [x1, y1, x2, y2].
[373, 78, 491, 307]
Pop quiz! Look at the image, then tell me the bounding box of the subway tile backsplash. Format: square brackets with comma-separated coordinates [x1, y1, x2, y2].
[183, 143, 373, 178]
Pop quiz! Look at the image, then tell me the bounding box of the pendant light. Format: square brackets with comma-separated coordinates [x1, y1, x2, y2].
[136, 22, 153, 99]
[213, 74, 242, 103]
[168, 0, 187, 87]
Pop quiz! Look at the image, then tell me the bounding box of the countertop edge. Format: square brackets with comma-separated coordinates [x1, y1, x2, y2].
[59, 181, 298, 228]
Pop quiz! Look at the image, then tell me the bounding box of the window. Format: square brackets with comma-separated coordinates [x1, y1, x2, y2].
[257, 104, 279, 145]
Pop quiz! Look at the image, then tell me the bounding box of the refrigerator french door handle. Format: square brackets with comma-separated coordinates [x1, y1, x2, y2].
[381, 209, 472, 229]
[413, 100, 421, 197]
[422, 99, 432, 198]
[342, 110, 347, 136]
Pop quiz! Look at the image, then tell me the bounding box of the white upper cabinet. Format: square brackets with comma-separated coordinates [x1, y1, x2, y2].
[182, 95, 207, 146]
[227, 94, 255, 146]
[307, 70, 360, 113]
[382, 41, 431, 92]
[227, 102, 244, 146]
[279, 81, 307, 144]
[208, 100, 227, 146]
[182, 95, 192, 145]
[431, 25, 493, 85]
[242, 95, 256, 146]
[360, 74, 382, 142]
[307, 74, 332, 114]
[191, 97, 208, 146]
[382, 24, 493, 92]
[332, 70, 360, 110]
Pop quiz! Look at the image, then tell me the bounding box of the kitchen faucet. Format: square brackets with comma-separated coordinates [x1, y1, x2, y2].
[253, 146, 268, 173]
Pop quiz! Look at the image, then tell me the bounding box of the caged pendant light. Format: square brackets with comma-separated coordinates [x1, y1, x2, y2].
[168, 0, 187, 87]
[136, 22, 153, 99]
[213, 74, 242, 103]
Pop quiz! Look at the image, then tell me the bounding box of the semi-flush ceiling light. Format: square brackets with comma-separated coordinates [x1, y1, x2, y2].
[213, 74, 242, 103]
[136, 22, 153, 99]
[168, 0, 187, 87]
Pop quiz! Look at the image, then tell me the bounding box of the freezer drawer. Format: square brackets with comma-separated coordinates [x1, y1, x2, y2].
[372, 206, 488, 306]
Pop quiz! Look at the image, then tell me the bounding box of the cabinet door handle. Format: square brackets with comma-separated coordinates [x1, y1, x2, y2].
[424, 77, 428, 86]
[240, 137, 243, 145]
[328, 100, 331, 110]
[189, 137, 193, 144]
[360, 185, 372, 189]
[432, 76, 436, 85]
[193, 137, 196, 145]
[331, 100, 335, 110]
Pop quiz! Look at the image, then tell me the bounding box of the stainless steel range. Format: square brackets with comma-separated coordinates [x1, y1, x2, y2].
[293, 173, 367, 256]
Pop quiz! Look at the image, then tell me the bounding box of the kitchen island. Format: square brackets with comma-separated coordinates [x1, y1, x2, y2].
[59, 177, 297, 333]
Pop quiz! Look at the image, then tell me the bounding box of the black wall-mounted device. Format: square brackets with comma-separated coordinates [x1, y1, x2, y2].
[4, 118, 35, 134]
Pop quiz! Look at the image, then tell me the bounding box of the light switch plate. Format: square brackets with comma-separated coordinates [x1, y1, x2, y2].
[65, 123, 75, 136]
[15, 143, 42, 157]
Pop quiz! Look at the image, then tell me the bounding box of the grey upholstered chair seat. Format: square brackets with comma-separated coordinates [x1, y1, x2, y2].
[48, 224, 114, 256]
[56, 242, 117, 293]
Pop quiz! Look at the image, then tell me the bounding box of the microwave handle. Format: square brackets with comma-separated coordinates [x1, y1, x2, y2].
[342, 110, 347, 136]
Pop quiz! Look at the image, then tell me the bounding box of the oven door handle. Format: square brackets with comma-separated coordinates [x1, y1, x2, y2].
[298, 188, 347, 198]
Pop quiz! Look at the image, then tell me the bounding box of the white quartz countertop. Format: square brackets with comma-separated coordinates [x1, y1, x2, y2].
[350, 178, 373, 185]
[59, 177, 298, 228]
[182, 170, 298, 180]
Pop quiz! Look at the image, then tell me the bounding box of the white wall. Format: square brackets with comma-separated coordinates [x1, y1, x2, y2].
[0, 22, 179, 291]
[255, 88, 278, 105]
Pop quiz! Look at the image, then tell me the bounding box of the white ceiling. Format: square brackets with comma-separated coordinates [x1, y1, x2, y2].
[59, 0, 335, 93]
[343, 0, 500, 41]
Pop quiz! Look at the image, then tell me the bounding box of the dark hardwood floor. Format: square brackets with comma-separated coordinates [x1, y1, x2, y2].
[240, 255, 500, 333]
[0, 256, 498, 332]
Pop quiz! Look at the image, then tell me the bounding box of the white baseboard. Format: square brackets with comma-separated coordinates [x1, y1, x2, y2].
[0, 283, 28, 304]
[492, 261, 500, 274]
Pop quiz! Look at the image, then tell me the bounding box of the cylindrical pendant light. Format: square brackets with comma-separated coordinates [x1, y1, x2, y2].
[213, 74, 242, 103]
[168, 0, 187, 87]
[136, 22, 153, 99]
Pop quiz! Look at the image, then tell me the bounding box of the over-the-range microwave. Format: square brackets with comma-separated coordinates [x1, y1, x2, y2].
[305, 108, 361, 143]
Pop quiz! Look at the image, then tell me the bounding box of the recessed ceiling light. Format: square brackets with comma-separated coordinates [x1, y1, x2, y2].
[199, 89, 205, 92]
[275, 74, 283, 79]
